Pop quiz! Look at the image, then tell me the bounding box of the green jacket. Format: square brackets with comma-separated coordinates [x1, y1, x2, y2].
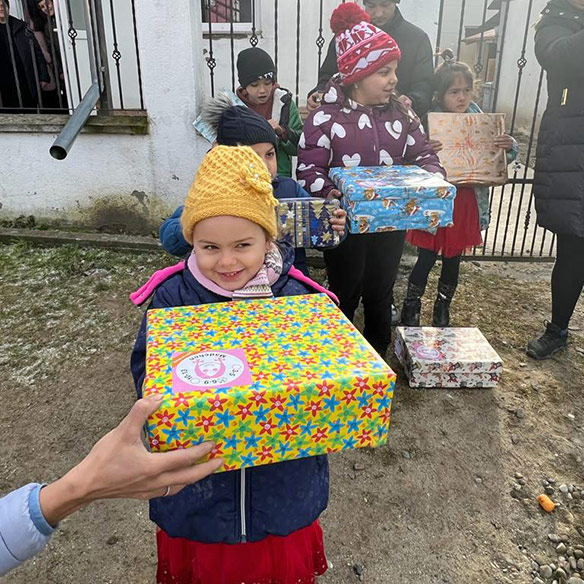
[272, 87, 303, 177]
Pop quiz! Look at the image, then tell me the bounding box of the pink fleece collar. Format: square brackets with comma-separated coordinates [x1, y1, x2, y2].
[129, 262, 339, 307]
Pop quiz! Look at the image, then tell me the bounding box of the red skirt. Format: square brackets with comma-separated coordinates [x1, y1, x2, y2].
[406, 187, 483, 258]
[156, 521, 328, 584]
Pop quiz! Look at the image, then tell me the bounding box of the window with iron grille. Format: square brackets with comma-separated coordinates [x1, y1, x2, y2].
[201, 0, 257, 34]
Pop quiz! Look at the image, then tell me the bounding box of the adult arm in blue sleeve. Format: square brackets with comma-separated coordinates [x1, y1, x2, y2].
[159, 206, 193, 257]
[0, 484, 55, 576]
[1, 402, 222, 576]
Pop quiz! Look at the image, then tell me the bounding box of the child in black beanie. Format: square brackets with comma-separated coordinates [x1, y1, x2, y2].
[236, 47, 303, 178]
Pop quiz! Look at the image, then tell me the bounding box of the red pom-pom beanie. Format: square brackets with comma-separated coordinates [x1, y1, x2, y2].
[330, 2, 401, 86]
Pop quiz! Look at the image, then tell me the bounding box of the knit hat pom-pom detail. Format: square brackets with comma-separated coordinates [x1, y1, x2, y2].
[330, 2, 371, 34]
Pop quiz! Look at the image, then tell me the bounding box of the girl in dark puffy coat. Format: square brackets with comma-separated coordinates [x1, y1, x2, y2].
[297, 2, 445, 355]
[527, 0, 584, 360]
[131, 146, 333, 584]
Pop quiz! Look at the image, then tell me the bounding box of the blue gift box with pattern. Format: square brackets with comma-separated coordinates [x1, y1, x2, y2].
[276, 197, 341, 248]
[329, 165, 456, 234]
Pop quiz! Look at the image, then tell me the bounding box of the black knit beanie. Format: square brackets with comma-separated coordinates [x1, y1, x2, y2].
[217, 106, 278, 150]
[237, 48, 277, 88]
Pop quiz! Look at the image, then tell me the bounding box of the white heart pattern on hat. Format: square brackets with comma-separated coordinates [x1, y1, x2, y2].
[317, 134, 331, 149]
[310, 177, 325, 193]
[385, 120, 403, 140]
[379, 150, 393, 166]
[331, 123, 346, 139]
[407, 134, 416, 146]
[358, 114, 372, 130]
[323, 86, 338, 104]
[313, 111, 332, 126]
[342, 153, 361, 167]
[297, 163, 314, 172]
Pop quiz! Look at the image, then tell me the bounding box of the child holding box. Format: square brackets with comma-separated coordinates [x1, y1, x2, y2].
[131, 146, 333, 584]
[402, 50, 518, 327]
[297, 2, 445, 356]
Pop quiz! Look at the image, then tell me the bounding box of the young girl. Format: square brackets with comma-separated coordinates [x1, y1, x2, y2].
[401, 50, 518, 327]
[236, 47, 303, 178]
[297, 2, 445, 356]
[131, 146, 334, 584]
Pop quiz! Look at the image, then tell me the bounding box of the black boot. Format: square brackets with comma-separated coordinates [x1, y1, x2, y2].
[401, 281, 426, 326]
[432, 280, 457, 327]
[526, 322, 568, 360]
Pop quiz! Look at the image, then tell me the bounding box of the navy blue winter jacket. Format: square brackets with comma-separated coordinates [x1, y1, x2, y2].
[130, 243, 329, 544]
[158, 177, 310, 273]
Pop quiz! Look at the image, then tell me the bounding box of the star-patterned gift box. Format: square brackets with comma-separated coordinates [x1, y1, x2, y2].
[276, 197, 341, 248]
[143, 294, 396, 471]
[395, 327, 503, 388]
[329, 165, 456, 234]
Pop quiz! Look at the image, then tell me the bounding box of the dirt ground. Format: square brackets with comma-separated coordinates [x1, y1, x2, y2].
[1, 242, 583, 584]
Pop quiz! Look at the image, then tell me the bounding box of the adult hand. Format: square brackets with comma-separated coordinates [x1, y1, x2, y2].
[494, 134, 514, 151]
[330, 208, 347, 236]
[39, 395, 223, 526]
[326, 189, 342, 200]
[429, 139, 443, 153]
[307, 92, 323, 111]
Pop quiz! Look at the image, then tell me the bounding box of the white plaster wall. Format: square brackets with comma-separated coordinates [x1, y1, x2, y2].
[494, 0, 548, 135]
[0, 0, 209, 226]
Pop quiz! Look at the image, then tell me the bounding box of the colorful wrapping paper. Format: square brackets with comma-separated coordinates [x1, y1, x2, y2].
[143, 294, 396, 471]
[395, 327, 503, 388]
[328, 165, 456, 234]
[329, 165, 457, 201]
[428, 113, 508, 186]
[276, 197, 341, 248]
[343, 197, 454, 234]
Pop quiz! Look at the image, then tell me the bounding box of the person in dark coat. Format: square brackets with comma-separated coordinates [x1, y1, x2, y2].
[307, 0, 434, 118]
[0, 0, 49, 112]
[527, 0, 584, 360]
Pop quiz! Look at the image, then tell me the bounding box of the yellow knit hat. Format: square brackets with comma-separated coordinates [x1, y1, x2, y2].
[181, 145, 278, 242]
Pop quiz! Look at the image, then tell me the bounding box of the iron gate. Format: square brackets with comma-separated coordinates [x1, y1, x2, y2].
[201, 0, 554, 261]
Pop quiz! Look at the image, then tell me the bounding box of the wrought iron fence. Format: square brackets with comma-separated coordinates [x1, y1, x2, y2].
[200, 0, 551, 260]
[0, 0, 144, 114]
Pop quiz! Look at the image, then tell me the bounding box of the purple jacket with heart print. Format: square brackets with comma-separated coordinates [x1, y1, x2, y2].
[297, 76, 446, 198]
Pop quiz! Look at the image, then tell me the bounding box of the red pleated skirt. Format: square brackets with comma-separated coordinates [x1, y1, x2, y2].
[156, 521, 328, 584]
[406, 187, 483, 258]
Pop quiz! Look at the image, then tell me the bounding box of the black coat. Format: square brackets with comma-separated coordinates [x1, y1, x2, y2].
[533, 0, 584, 238]
[310, 8, 435, 117]
[0, 16, 49, 110]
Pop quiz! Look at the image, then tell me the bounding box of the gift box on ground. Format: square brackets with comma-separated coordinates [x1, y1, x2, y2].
[329, 165, 456, 234]
[276, 197, 341, 248]
[428, 113, 508, 186]
[143, 294, 396, 471]
[395, 327, 502, 388]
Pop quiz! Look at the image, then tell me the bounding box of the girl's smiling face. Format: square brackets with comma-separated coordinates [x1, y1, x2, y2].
[441, 73, 473, 113]
[192, 216, 270, 291]
[352, 60, 399, 106]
